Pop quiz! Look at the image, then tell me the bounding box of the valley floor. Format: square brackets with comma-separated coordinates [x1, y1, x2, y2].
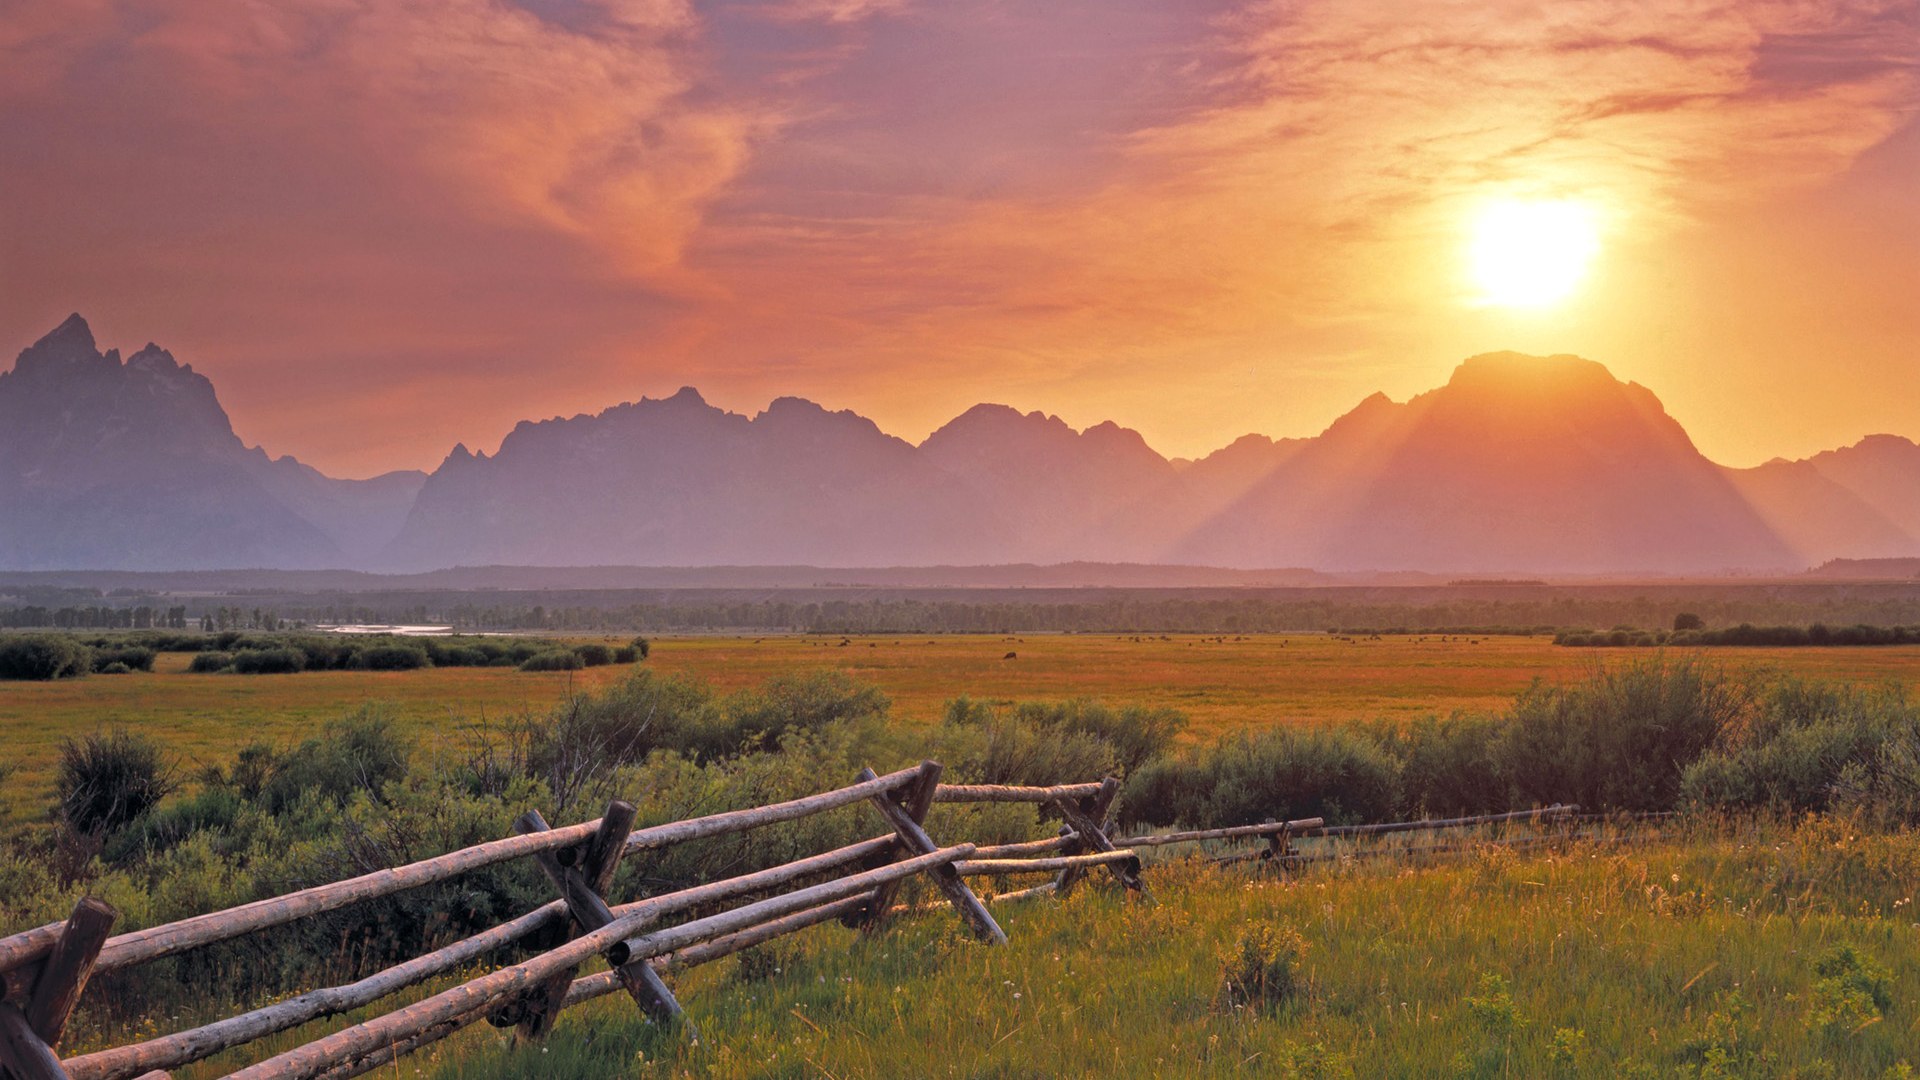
[5, 633, 1918, 820]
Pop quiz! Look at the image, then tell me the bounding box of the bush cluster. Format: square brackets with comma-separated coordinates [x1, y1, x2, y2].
[0, 635, 94, 680]
[1123, 656, 1920, 828]
[172, 632, 647, 675]
[1556, 623, 1920, 648]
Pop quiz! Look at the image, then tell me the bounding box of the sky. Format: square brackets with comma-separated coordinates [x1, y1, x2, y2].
[2, 0, 1915, 478]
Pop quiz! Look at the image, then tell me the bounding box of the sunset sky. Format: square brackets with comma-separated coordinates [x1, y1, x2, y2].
[2, 0, 1915, 478]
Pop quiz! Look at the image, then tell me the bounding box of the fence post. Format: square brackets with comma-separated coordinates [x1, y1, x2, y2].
[0, 1001, 68, 1080]
[856, 768, 1006, 944]
[25, 897, 115, 1053]
[504, 806, 690, 1039]
[1262, 820, 1294, 872]
[1051, 783, 1147, 898]
[1052, 778, 1122, 898]
[850, 762, 943, 932]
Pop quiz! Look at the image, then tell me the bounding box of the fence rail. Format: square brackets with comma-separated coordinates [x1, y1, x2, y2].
[0, 763, 1589, 1080]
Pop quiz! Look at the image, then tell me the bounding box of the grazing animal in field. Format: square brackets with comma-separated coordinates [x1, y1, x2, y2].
[1002, 651, 1017, 660]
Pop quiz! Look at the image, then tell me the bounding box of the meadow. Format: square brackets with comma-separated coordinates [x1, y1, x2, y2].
[4, 632, 1918, 817]
[4, 634, 1918, 1078]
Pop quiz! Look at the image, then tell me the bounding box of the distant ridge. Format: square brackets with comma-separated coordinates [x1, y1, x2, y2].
[3, 316, 1916, 575]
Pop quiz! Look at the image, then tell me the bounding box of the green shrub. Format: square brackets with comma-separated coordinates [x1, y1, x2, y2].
[710, 670, 890, 761]
[97, 661, 133, 675]
[258, 710, 414, 813]
[949, 712, 1120, 790]
[520, 650, 584, 672]
[1805, 944, 1892, 1034]
[102, 785, 247, 863]
[188, 652, 234, 673]
[1375, 712, 1509, 815]
[230, 648, 308, 675]
[1683, 680, 1915, 815]
[613, 646, 639, 664]
[355, 645, 429, 671]
[0, 635, 92, 680]
[1122, 726, 1398, 828]
[1500, 655, 1751, 811]
[573, 643, 614, 667]
[90, 646, 155, 673]
[57, 730, 173, 835]
[1216, 924, 1306, 1012]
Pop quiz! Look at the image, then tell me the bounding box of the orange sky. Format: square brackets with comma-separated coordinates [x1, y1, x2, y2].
[2, 0, 1915, 477]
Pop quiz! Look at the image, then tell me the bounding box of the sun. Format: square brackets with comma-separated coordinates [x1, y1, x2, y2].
[1466, 198, 1601, 308]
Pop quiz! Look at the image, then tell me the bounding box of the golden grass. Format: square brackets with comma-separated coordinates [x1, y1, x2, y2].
[4, 634, 1918, 819]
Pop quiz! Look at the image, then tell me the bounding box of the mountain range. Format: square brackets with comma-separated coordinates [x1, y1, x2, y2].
[2, 314, 1915, 575]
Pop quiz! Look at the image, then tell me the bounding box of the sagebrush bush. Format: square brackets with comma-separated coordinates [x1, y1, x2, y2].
[187, 652, 234, 673]
[520, 650, 584, 672]
[0, 634, 92, 680]
[354, 644, 429, 671]
[1217, 923, 1306, 1012]
[946, 697, 1183, 776]
[1122, 727, 1398, 828]
[230, 647, 308, 675]
[1501, 655, 1752, 812]
[90, 645, 155, 673]
[58, 730, 173, 835]
[1682, 679, 1917, 816]
[254, 709, 415, 814]
[1370, 712, 1508, 816]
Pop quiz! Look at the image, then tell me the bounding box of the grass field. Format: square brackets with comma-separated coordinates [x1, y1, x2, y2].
[5, 634, 1920, 819]
[125, 818, 1919, 1080]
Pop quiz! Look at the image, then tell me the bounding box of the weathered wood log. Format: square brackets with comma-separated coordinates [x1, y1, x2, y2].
[511, 809, 683, 1038]
[579, 801, 636, 895]
[851, 761, 943, 931]
[1301, 805, 1574, 838]
[0, 924, 63, 989]
[1052, 791, 1146, 896]
[508, 805, 652, 1041]
[91, 816, 603, 975]
[604, 835, 896, 926]
[0, 1001, 67, 1080]
[955, 850, 1140, 877]
[24, 898, 114, 1050]
[1111, 816, 1325, 848]
[931, 782, 1104, 804]
[565, 894, 876, 1010]
[985, 882, 1056, 905]
[857, 768, 1006, 945]
[226, 845, 971, 1080]
[302, 996, 501, 1080]
[61, 902, 569, 1080]
[1053, 777, 1119, 898]
[605, 842, 969, 968]
[965, 836, 1075, 860]
[621, 767, 919, 853]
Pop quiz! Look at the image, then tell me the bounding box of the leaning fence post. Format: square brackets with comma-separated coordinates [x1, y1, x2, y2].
[0, 1000, 68, 1080]
[850, 762, 943, 932]
[502, 805, 691, 1039]
[1052, 778, 1122, 898]
[24, 897, 115, 1053]
[856, 767, 1006, 944]
[1051, 783, 1147, 898]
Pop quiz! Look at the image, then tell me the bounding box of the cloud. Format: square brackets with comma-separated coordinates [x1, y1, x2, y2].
[1, 0, 760, 283]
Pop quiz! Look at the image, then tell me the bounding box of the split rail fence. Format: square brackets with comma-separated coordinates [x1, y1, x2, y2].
[0, 758, 1580, 1080]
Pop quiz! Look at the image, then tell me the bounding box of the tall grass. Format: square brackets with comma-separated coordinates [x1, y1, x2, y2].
[421, 819, 1919, 1080]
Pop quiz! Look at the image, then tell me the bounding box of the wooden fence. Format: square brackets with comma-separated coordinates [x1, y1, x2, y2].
[0, 761, 1579, 1080]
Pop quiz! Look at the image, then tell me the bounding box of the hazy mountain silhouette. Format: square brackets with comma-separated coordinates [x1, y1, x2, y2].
[4, 317, 1916, 574]
[0, 316, 423, 569]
